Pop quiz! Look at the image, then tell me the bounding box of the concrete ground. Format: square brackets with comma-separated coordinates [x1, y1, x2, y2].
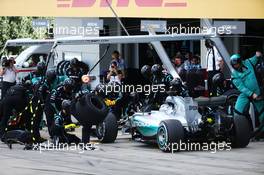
[0, 129, 263, 175]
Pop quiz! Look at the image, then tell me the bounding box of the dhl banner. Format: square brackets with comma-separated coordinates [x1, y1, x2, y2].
[0, 0, 264, 18]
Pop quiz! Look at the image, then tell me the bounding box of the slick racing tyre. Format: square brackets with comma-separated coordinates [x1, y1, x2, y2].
[157, 120, 184, 152]
[231, 115, 251, 148]
[75, 93, 108, 125]
[96, 112, 118, 143]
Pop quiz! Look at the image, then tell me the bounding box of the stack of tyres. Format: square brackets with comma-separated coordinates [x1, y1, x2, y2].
[56, 60, 70, 76]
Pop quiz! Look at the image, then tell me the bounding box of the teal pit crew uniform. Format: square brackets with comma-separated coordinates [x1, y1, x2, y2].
[231, 54, 264, 126]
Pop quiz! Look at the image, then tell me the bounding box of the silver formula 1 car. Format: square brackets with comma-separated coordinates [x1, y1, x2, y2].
[130, 87, 251, 152]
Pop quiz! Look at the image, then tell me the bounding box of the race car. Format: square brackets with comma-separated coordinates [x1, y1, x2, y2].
[129, 81, 251, 152]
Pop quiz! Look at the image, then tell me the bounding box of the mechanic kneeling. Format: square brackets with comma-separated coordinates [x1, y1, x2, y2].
[231, 51, 264, 132]
[52, 100, 80, 144]
[0, 81, 31, 138]
[47, 79, 75, 137]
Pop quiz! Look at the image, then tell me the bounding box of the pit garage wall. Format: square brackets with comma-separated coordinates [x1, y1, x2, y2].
[54, 17, 100, 89]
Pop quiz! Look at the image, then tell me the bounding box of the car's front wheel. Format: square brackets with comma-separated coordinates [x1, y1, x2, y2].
[157, 120, 184, 152]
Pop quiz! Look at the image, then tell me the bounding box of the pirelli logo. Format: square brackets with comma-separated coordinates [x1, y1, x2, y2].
[57, 0, 188, 8]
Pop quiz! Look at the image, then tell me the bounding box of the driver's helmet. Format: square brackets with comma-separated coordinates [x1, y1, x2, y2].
[160, 96, 175, 113]
[230, 54, 242, 70]
[212, 73, 225, 88]
[141, 65, 151, 79]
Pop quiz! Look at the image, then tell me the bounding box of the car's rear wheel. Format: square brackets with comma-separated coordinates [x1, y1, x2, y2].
[157, 120, 184, 152]
[231, 115, 251, 148]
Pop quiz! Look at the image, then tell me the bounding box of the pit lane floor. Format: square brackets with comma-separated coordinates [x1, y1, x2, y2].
[0, 129, 263, 175]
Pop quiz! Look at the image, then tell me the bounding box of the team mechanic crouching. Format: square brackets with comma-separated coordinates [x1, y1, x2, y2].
[48, 79, 75, 137]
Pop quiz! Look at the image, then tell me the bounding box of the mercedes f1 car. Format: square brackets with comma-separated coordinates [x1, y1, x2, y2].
[130, 80, 251, 152]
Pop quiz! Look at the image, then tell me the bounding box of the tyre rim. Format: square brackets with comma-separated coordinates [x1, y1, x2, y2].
[157, 125, 168, 148]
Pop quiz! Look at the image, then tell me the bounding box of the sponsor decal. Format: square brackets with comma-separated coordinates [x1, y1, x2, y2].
[57, 0, 187, 8]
